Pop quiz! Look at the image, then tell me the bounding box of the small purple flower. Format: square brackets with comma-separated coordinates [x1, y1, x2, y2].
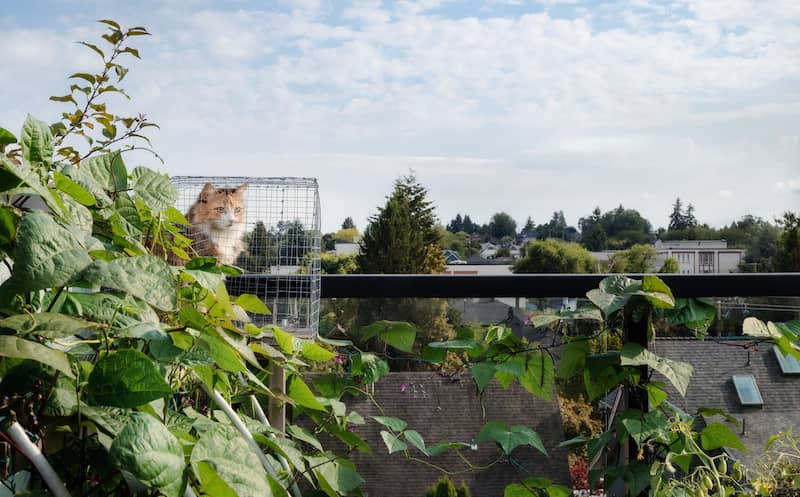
[334, 354, 345, 365]
[399, 383, 407, 393]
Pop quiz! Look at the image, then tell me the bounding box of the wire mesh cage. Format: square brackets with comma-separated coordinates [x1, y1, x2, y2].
[171, 176, 321, 337]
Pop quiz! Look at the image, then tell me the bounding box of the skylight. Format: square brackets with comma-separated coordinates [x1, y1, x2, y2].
[732, 375, 763, 406]
[774, 346, 800, 375]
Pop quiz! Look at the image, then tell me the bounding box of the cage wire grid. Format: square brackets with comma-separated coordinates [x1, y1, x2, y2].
[171, 176, 321, 337]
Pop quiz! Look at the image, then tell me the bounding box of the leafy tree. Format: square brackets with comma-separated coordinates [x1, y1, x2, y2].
[321, 252, 358, 274]
[659, 257, 680, 273]
[774, 211, 800, 271]
[333, 227, 359, 243]
[598, 205, 653, 248]
[513, 240, 598, 273]
[582, 224, 608, 251]
[462, 214, 479, 234]
[609, 244, 658, 273]
[342, 216, 356, 230]
[358, 175, 445, 274]
[536, 211, 571, 240]
[488, 212, 517, 240]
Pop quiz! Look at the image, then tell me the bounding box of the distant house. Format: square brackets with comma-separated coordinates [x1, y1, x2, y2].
[653, 337, 800, 469]
[443, 249, 465, 265]
[480, 242, 499, 259]
[305, 372, 570, 497]
[654, 240, 744, 274]
[333, 242, 359, 256]
[457, 298, 557, 344]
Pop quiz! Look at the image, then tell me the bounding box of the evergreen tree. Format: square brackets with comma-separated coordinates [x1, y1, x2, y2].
[521, 216, 535, 236]
[447, 213, 464, 233]
[685, 204, 698, 228]
[462, 214, 478, 233]
[358, 175, 444, 274]
[774, 212, 800, 271]
[669, 197, 685, 231]
[341, 216, 356, 230]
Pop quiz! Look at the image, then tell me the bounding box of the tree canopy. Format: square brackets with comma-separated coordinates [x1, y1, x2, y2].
[488, 212, 517, 240]
[512, 239, 598, 273]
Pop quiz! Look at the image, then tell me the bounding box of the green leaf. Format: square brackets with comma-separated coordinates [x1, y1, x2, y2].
[620, 343, 693, 396]
[308, 453, 364, 497]
[0, 335, 74, 378]
[646, 384, 668, 408]
[287, 424, 323, 451]
[557, 340, 589, 379]
[351, 352, 389, 384]
[380, 430, 408, 454]
[1, 157, 65, 214]
[476, 421, 547, 456]
[471, 362, 497, 393]
[618, 409, 669, 446]
[0, 127, 17, 146]
[21, 114, 53, 167]
[586, 275, 639, 315]
[531, 306, 603, 327]
[131, 166, 177, 215]
[666, 298, 716, 332]
[0, 312, 94, 339]
[403, 430, 428, 455]
[288, 374, 325, 411]
[301, 341, 336, 362]
[194, 462, 238, 497]
[624, 463, 651, 496]
[519, 351, 555, 401]
[191, 425, 271, 497]
[0, 211, 92, 294]
[87, 349, 171, 407]
[110, 413, 186, 497]
[79, 255, 176, 311]
[62, 291, 159, 328]
[54, 170, 95, 206]
[234, 294, 271, 314]
[272, 326, 295, 354]
[81, 152, 128, 193]
[361, 320, 416, 353]
[641, 275, 675, 309]
[700, 422, 747, 451]
[371, 416, 407, 432]
[426, 338, 478, 349]
[0, 206, 19, 245]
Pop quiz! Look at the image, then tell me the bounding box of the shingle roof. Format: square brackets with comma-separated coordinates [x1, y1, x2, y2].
[652, 337, 800, 468]
[300, 372, 570, 497]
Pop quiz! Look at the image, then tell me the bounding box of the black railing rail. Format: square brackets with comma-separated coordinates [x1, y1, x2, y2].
[318, 273, 800, 298]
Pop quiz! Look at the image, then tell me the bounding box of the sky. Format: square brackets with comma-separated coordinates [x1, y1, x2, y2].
[1, 0, 798, 233]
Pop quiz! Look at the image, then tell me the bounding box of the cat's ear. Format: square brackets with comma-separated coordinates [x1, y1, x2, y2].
[198, 182, 216, 203]
[235, 183, 249, 194]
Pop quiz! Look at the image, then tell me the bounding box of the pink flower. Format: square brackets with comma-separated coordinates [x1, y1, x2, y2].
[399, 383, 407, 393]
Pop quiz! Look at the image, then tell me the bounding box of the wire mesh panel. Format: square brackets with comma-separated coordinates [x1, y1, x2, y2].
[171, 176, 321, 337]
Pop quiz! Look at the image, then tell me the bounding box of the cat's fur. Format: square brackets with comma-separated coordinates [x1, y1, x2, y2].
[183, 182, 248, 265]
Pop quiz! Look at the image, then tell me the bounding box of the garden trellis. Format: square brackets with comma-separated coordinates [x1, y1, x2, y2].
[171, 176, 321, 337]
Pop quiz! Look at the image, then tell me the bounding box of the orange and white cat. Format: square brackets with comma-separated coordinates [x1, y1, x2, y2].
[184, 182, 248, 265]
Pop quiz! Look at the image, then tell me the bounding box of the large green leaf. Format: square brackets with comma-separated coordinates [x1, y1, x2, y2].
[81, 152, 128, 193]
[586, 276, 640, 315]
[0, 312, 94, 339]
[87, 349, 172, 407]
[640, 276, 675, 309]
[471, 362, 497, 393]
[1, 210, 92, 293]
[371, 416, 408, 432]
[300, 341, 336, 362]
[20, 115, 53, 167]
[361, 320, 416, 353]
[288, 374, 325, 411]
[350, 352, 389, 384]
[307, 453, 364, 497]
[0, 206, 19, 245]
[110, 412, 186, 497]
[618, 409, 669, 446]
[531, 306, 603, 328]
[0, 127, 17, 146]
[476, 421, 547, 456]
[53, 170, 95, 206]
[519, 351, 555, 401]
[61, 163, 113, 207]
[191, 425, 271, 497]
[666, 298, 716, 332]
[131, 167, 177, 215]
[380, 431, 408, 454]
[0, 335, 74, 378]
[700, 422, 746, 451]
[1, 156, 64, 214]
[620, 343, 693, 396]
[557, 340, 589, 379]
[234, 294, 271, 315]
[61, 291, 159, 328]
[79, 255, 176, 311]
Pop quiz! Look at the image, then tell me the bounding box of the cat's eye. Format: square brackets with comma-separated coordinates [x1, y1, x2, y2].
[234, 207, 242, 213]
[215, 207, 225, 213]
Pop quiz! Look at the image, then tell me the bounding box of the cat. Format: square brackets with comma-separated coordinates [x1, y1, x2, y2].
[182, 182, 249, 266]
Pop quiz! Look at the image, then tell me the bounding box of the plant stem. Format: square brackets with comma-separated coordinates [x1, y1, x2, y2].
[6, 422, 72, 497]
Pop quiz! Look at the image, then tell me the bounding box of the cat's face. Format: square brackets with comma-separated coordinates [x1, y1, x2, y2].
[193, 182, 248, 229]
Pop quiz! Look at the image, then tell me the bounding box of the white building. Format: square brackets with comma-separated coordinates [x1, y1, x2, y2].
[654, 240, 744, 274]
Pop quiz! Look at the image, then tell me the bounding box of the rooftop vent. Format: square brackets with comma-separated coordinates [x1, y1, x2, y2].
[773, 346, 800, 375]
[732, 374, 763, 407]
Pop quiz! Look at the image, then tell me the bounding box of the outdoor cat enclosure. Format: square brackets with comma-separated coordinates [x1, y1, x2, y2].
[171, 176, 321, 337]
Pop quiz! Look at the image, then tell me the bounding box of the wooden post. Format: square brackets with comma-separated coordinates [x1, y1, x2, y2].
[268, 360, 286, 432]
